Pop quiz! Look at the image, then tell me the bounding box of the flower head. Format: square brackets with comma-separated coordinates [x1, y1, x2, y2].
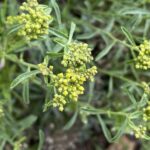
[40, 42, 97, 111]
[62, 42, 93, 68]
[7, 0, 52, 40]
[51, 66, 97, 111]
[134, 125, 147, 138]
[38, 63, 53, 76]
[52, 94, 66, 111]
[135, 40, 150, 70]
[143, 101, 150, 121]
[141, 82, 150, 95]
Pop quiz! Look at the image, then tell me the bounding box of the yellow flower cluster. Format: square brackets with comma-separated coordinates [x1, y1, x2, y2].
[135, 40, 150, 70]
[52, 95, 66, 111]
[61, 42, 93, 67]
[50, 42, 97, 111]
[52, 67, 97, 111]
[133, 100, 150, 138]
[141, 82, 150, 94]
[84, 66, 97, 81]
[39, 42, 97, 111]
[54, 70, 84, 95]
[134, 125, 146, 138]
[38, 63, 53, 76]
[52, 69, 86, 111]
[143, 101, 150, 121]
[7, 0, 52, 40]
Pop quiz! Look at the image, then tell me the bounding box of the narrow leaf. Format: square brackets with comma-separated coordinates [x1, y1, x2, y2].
[68, 22, 76, 44]
[51, 0, 61, 26]
[46, 52, 63, 58]
[38, 130, 45, 150]
[7, 24, 24, 35]
[11, 70, 40, 89]
[18, 115, 37, 131]
[22, 80, 30, 104]
[121, 26, 135, 46]
[125, 89, 137, 106]
[96, 41, 115, 61]
[97, 115, 127, 142]
[77, 31, 99, 40]
[63, 110, 78, 130]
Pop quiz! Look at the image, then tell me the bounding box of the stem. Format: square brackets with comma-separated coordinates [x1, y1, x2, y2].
[98, 28, 131, 48]
[79, 102, 129, 117]
[5, 55, 38, 69]
[98, 68, 140, 86]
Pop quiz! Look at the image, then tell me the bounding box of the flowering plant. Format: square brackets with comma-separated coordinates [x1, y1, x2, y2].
[0, 0, 150, 149]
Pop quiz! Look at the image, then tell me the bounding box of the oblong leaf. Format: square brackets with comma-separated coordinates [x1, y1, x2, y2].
[38, 130, 45, 150]
[46, 52, 63, 58]
[63, 110, 78, 130]
[22, 80, 30, 104]
[68, 22, 76, 44]
[96, 41, 115, 61]
[97, 115, 127, 142]
[11, 70, 40, 89]
[121, 26, 135, 46]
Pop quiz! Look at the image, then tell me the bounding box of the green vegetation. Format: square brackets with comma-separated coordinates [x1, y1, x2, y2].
[0, 0, 150, 149]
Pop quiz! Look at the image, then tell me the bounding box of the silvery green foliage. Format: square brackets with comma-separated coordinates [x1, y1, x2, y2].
[0, 0, 150, 149]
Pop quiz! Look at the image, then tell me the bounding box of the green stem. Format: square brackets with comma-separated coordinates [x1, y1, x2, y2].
[5, 55, 38, 69]
[98, 68, 140, 86]
[79, 104, 128, 117]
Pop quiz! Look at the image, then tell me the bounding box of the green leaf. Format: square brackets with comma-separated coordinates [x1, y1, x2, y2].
[88, 81, 95, 103]
[51, 0, 61, 26]
[144, 19, 150, 38]
[138, 93, 148, 108]
[77, 31, 99, 40]
[107, 77, 113, 98]
[63, 110, 78, 130]
[68, 22, 76, 44]
[120, 8, 150, 15]
[7, 0, 18, 16]
[5, 54, 18, 62]
[49, 28, 68, 39]
[125, 89, 137, 106]
[0, 141, 6, 150]
[0, 0, 7, 25]
[7, 24, 24, 35]
[46, 52, 63, 58]
[0, 133, 11, 142]
[18, 115, 37, 131]
[95, 41, 115, 61]
[130, 111, 142, 119]
[39, 5, 52, 14]
[38, 130, 45, 150]
[97, 115, 127, 142]
[121, 26, 135, 46]
[11, 116, 37, 140]
[22, 80, 30, 104]
[10, 70, 40, 89]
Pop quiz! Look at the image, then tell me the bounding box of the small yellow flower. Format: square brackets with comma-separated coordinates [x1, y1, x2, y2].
[38, 63, 53, 76]
[134, 125, 147, 138]
[143, 101, 150, 121]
